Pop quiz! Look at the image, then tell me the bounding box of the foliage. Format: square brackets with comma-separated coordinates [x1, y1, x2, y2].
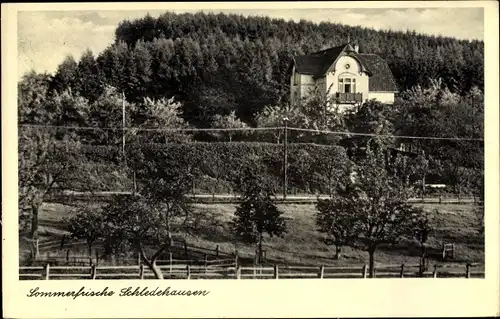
[65, 206, 105, 255]
[326, 146, 427, 276]
[343, 100, 396, 151]
[100, 139, 198, 278]
[231, 165, 287, 263]
[211, 111, 248, 142]
[133, 96, 192, 143]
[316, 198, 362, 259]
[18, 71, 53, 124]
[18, 129, 94, 238]
[394, 81, 483, 193]
[100, 196, 176, 278]
[126, 142, 348, 195]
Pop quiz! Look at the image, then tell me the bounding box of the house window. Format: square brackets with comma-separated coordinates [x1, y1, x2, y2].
[293, 72, 300, 85]
[339, 78, 356, 93]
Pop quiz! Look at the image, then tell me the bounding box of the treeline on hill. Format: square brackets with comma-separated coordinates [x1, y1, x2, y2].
[44, 11, 483, 127]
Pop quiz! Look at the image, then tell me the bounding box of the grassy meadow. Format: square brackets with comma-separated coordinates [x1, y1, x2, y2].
[20, 201, 484, 267]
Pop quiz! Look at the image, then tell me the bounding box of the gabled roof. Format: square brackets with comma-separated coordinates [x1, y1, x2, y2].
[292, 44, 398, 92]
[356, 54, 398, 92]
[293, 44, 349, 77]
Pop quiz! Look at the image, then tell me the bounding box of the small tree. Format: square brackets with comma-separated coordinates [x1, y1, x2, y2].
[101, 195, 192, 279]
[413, 212, 433, 274]
[137, 96, 191, 144]
[65, 206, 105, 256]
[343, 145, 425, 277]
[316, 198, 362, 259]
[211, 111, 248, 142]
[313, 148, 349, 197]
[231, 165, 287, 264]
[100, 141, 200, 278]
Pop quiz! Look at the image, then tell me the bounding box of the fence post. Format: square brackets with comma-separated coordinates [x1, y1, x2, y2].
[91, 265, 97, 279]
[362, 265, 368, 278]
[95, 249, 99, 266]
[89, 256, 93, 266]
[236, 265, 241, 280]
[215, 245, 219, 258]
[186, 265, 191, 280]
[204, 254, 208, 273]
[66, 249, 70, 263]
[138, 252, 141, 266]
[139, 264, 144, 280]
[442, 244, 446, 260]
[400, 264, 405, 278]
[274, 264, 279, 279]
[319, 265, 324, 279]
[44, 263, 50, 280]
[34, 239, 40, 258]
[169, 253, 173, 274]
[432, 264, 438, 278]
[60, 235, 66, 251]
[466, 263, 471, 278]
[253, 257, 257, 278]
[234, 254, 239, 268]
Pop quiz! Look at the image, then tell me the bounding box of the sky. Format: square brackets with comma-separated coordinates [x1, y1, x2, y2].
[17, 7, 484, 78]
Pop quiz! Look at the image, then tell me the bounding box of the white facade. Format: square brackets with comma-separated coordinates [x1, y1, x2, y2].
[325, 56, 370, 102]
[367, 92, 395, 104]
[290, 48, 397, 109]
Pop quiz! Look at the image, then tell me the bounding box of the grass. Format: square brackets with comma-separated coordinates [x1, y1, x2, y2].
[20, 201, 484, 268]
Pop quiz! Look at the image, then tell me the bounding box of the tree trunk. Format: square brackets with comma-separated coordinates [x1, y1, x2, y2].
[368, 246, 377, 278]
[419, 243, 427, 276]
[258, 232, 263, 264]
[334, 245, 342, 260]
[150, 261, 164, 280]
[141, 251, 164, 280]
[421, 174, 426, 200]
[87, 242, 93, 258]
[328, 178, 333, 198]
[30, 203, 40, 240]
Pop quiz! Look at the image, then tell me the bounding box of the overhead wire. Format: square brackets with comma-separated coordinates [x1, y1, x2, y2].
[18, 123, 484, 142]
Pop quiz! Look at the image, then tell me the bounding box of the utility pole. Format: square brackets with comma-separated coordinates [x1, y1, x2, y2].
[122, 91, 126, 157]
[283, 117, 289, 200]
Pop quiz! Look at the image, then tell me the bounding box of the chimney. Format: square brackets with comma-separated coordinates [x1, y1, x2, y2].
[354, 44, 359, 53]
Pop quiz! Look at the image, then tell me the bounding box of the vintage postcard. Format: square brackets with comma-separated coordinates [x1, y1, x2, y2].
[2, 1, 499, 318]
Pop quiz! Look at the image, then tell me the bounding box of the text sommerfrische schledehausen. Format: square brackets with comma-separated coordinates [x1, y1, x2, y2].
[27, 286, 210, 299]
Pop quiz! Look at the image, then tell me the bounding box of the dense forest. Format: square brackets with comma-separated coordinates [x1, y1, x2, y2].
[42, 11, 484, 127]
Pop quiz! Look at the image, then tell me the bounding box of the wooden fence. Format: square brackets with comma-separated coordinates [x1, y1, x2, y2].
[20, 262, 484, 280]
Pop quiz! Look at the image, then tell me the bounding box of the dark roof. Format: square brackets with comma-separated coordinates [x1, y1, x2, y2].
[293, 44, 348, 76]
[293, 55, 326, 75]
[293, 44, 398, 92]
[356, 54, 398, 92]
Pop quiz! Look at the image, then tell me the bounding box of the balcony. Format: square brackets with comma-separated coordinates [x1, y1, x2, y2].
[336, 92, 363, 104]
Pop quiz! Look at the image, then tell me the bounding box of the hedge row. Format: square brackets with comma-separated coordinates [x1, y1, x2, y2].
[57, 142, 350, 194]
[130, 142, 350, 194]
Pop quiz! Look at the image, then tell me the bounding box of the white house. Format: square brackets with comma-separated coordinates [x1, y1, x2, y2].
[290, 43, 398, 111]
